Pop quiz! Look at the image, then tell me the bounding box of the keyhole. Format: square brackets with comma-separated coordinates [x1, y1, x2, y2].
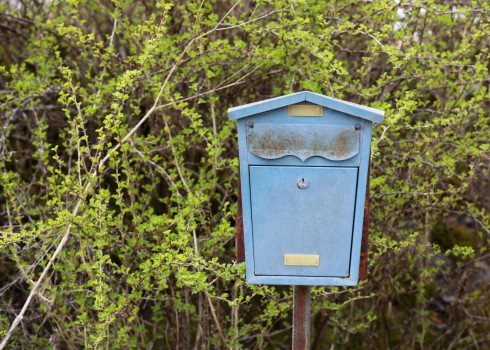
[297, 177, 309, 189]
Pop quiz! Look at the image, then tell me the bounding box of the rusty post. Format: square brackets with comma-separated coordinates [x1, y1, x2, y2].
[293, 285, 311, 350]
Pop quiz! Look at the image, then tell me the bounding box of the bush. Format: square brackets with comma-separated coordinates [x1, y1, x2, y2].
[1, 0, 489, 348]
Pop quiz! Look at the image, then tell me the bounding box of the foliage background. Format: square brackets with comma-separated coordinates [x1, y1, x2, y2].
[1, 0, 489, 348]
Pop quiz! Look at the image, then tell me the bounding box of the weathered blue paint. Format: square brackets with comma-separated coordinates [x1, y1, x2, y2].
[250, 166, 357, 277]
[306, 92, 384, 124]
[228, 91, 384, 123]
[248, 124, 360, 161]
[228, 92, 305, 120]
[348, 121, 373, 284]
[229, 91, 384, 286]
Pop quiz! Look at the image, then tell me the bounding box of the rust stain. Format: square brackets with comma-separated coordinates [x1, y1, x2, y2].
[249, 126, 358, 160]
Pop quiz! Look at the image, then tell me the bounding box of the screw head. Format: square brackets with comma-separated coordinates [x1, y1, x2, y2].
[248, 121, 254, 128]
[355, 123, 362, 130]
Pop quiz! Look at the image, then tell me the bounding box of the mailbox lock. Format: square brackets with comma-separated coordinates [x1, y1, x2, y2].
[355, 123, 362, 130]
[297, 177, 309, 189]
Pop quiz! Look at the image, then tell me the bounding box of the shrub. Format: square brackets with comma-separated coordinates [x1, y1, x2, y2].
[0, 0, 489, 348]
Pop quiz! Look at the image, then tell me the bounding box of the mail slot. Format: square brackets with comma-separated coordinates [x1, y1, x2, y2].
[228, 91, 384, 286]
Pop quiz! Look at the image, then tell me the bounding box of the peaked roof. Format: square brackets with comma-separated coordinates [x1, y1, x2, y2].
[228, 91, 384, 123]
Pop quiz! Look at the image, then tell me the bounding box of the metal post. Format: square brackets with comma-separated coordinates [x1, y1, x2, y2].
[293, 285, 311, 350]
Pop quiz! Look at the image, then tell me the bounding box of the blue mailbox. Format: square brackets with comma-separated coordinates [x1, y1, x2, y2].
[228, 91, 384, 286]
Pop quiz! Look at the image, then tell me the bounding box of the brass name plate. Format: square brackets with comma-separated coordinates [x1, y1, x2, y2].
[284, 254, 320, 266]
[287, 104, 323, 117]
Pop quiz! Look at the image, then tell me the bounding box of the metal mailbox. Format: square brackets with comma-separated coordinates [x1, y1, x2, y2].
[228, 91, 384, 286]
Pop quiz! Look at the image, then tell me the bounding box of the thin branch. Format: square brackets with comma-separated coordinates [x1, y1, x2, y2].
[215, 11, 276, 31]
[206, 293, 227, 344]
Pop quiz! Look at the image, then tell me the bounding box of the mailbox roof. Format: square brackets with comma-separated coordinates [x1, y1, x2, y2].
[228, 91, 384, 123]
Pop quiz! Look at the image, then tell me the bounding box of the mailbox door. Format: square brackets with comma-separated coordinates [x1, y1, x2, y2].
[250, 166, 358, 277]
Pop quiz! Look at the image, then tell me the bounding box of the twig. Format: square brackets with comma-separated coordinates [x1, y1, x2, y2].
[94, 19, 118, 102]
[155, 65, 261, 110]
[215, 11, 275, 31]
[206, 293, 227, 344]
